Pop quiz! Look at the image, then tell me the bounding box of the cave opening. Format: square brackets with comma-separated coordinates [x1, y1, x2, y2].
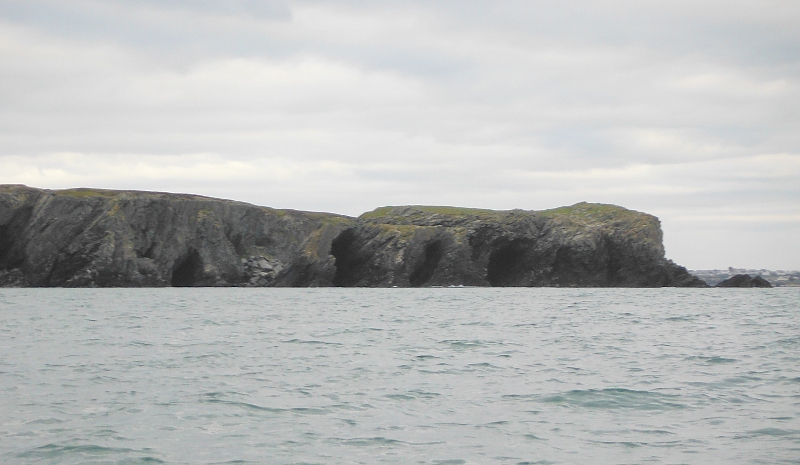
[486, 240, 532, 287]
[409, 240, 444, 287]
[171, 248, 203, 287]
[551, 235, 623, 286]
[330, 229, 370, 287]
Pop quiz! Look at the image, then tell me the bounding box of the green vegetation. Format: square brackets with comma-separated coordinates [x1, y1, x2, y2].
[318, 215, 353, 226]
[107, 202, 123, 218]
[261, 206, 288, 217]
[537, 202, 652, 227]
[413, 206, 497, 216]
[360, 205, 499, 220]
[538, 202, 627, 218]
[361, 203, 649, 224]
[537, 202, 661, 247]
[375, 223, 422, 241]
[196, 208, 214, 219]
[359, 206, 398, 219]
[55, 188, 120, 199]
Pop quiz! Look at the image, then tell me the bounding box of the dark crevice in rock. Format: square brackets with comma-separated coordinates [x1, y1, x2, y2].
[46, 250, 95, 286]
[409, 239, 444, 287]
[0, 206, 33, 270]
[487, 239, 534, 287]
[254, 235, 272, 247]
[330, 229, 372, 287]
[605, 239, 623, 285]
[277, 262, 314, 287]
[551, 236, 623, 286]
[142, 242, 157, 259]
[0, 224, 12, 268]
[468, 226, 495, 262]
[551, 246, 574, 280]
[230, 233, 246, 256]
[552, 246, 591, 286]
[171, 248, 203, 287]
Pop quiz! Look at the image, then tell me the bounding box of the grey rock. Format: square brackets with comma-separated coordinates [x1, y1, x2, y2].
[0, 185, 706, 288]
[302, 204, 706, 288]
[0, 185, 346, 287]
[715, 274, 772, 288]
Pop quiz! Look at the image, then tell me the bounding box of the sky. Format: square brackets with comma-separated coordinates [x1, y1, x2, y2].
[0, 0, 798, 270]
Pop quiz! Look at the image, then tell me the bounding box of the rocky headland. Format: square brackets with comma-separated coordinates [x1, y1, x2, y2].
[0, 185, 705, 288]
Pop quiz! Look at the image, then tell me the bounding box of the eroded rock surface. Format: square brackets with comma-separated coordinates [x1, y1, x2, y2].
[0, 185, 347, 287]
[0, 185, 705, 287]
[316, 205, 705, 288]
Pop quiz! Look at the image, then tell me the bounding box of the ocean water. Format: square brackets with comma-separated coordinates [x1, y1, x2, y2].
[1, 288, 799, 465]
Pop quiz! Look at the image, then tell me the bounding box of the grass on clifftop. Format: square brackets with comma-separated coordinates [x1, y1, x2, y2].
[538, 202, 633, 218]
[52, 187, 221, 201]
[539, 202, 661, 244]
[55, 188, 121, 198]
[539, 202, 656, 227]
[360, 203, 658, 237]
[361, 203, 645, 223]
[360, 205, 500, 220]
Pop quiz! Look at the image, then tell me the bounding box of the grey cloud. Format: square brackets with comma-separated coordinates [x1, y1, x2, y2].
[0, 0, 798, 268]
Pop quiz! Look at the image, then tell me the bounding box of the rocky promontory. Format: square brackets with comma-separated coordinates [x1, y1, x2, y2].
[0, 185, 705, 288]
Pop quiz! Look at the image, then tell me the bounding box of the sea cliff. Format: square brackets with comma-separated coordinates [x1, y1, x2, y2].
[0, 185, 705, 287]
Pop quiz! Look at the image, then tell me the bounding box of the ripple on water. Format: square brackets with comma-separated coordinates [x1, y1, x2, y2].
[536, 388, 688, 410]
[1, 287, 798, 465]
[685, 355, 738, 364]
[739, 428, 800, 438]
[15, 444, 163, 462]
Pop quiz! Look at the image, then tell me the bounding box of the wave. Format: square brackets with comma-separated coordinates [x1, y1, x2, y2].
[531, 388, 687, 410]
[15, 443, 163, 462]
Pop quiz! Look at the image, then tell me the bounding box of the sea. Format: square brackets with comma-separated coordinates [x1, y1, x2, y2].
[1, 288, 799, 465]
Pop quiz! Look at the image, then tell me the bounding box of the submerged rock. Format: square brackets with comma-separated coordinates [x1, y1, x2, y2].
[0, 185, 706, 288]
[715, 274, 772, 288]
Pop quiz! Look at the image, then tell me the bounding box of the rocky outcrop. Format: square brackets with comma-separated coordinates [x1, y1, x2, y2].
[0, 185, 705, 288]
[715, 274, 772, 288]
[304, 205, 705, 288]
[0, 185, 347, 287]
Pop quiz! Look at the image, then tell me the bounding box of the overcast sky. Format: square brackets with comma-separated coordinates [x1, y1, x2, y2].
[1, 0, 798, 269]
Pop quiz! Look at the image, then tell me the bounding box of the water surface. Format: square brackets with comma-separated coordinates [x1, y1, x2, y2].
[1, 288, 798, 464]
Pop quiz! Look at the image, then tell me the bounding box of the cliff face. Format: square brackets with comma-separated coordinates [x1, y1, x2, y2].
[298, 205, 704, 288]
[0, 185, 348, 287]
[0, 185, 704, 287]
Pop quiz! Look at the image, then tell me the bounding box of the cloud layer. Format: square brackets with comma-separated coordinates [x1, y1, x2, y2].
[1, 0, 798, 268]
